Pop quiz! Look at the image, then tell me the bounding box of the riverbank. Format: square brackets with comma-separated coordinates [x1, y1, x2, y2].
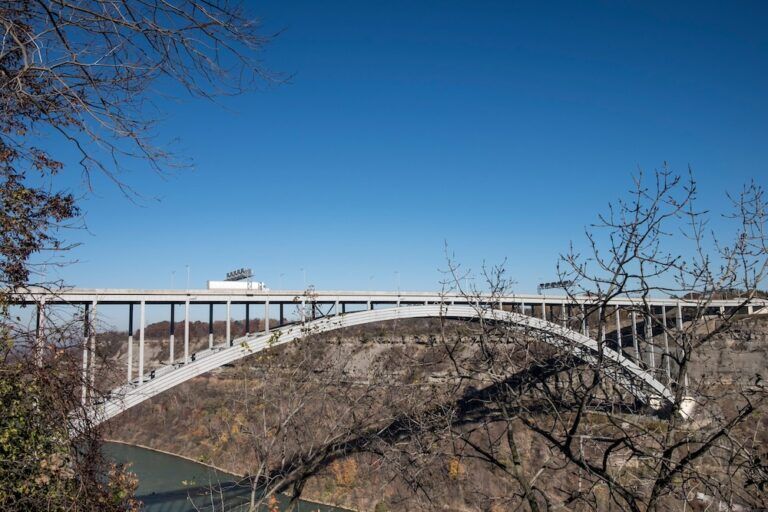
[105, 438, 240, 478]
[104, 440, 356, 511]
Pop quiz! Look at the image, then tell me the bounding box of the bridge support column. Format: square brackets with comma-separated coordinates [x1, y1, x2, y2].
[226, 300, 231, 346]
[541, 301, 546, 321]
[279, 303, 285, 325]
[676, 302, 688, 387]
[127, 304, 134, 382]
[169, 304, 175, 364]
[35, 299, 45, 367]
[561, 302, 567, 327]
[631, 310, 640, 362]
[264, 300, 270, 334]
[209, 303, 214, 348]
[184, 300, 190, 364]
[645, 309, 655, 370]
[614, 306, 622, 357]
[748, 304, 754, 314]
[89, 300, 97, 392]
[301, 300, 305, 323]
[368, 300, 372, 311]
[341, 302, 346, 315]
[598, 306, 605, 343]
[661, 306, 671, 382]
[335, 300, 340, 316]
[138, 300, 145, 386]
[580, 305, 586, 335]
[81, 302, 90, 404]
[245, 303, 250, 336]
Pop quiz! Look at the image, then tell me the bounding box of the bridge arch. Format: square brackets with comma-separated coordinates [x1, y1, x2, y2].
[93, 305, 674, 424]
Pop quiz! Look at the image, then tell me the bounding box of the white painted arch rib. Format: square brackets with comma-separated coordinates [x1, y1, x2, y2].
[93, 305, 673, 424]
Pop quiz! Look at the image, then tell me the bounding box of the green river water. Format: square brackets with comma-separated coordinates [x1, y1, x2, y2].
[103, 442, 347, 512]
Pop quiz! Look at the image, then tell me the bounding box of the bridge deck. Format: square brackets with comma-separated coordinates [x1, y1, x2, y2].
[10, 287, 766, 308]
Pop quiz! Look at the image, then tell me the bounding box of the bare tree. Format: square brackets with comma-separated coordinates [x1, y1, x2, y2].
[0, 300, 145, 509]
[429, 168, 768, 511]
[1, 0, 274, 289]
[1, 0, 273, 181]
[1, 2, 273, 509]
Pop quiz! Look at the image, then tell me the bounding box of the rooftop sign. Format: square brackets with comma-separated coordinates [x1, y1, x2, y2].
[225, 268, 253, 281]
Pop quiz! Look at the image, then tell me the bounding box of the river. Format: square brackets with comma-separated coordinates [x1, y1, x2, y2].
[103, 442, 347, 512]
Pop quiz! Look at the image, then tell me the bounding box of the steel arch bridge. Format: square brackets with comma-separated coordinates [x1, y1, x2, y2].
[15, 286, 765, 425]
[91, 304, 675, 425]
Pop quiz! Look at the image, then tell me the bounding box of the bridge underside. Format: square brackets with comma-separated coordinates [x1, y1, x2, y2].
[92, 305, 674, 425]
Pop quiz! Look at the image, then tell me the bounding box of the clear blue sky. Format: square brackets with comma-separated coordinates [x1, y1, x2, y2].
[48, 0, 767, 294]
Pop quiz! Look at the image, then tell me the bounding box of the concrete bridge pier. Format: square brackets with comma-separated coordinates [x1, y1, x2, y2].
[597, 306, 605, 344]
[661, 306, 671, 382]
[226, 300, 232, 346]
[631, 311, 640, 362]
[89, 300, 97, 393]
[81, 302, 90, 405]
[264, 301, 270, 335]
[645, 308, 656, 372]
[184, 300, 190, 364]
[561, 301, 567, 327]
[169, 304, 175, 364]
[34, 299, 45, 367]
[614, 306, 623, 357]
[127, 304, 133, 383]
[208, 304, 214, 349]
[138, 300, 145, 387]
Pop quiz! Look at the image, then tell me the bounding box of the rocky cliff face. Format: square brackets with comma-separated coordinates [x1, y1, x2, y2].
[688, 315, 768, 386]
